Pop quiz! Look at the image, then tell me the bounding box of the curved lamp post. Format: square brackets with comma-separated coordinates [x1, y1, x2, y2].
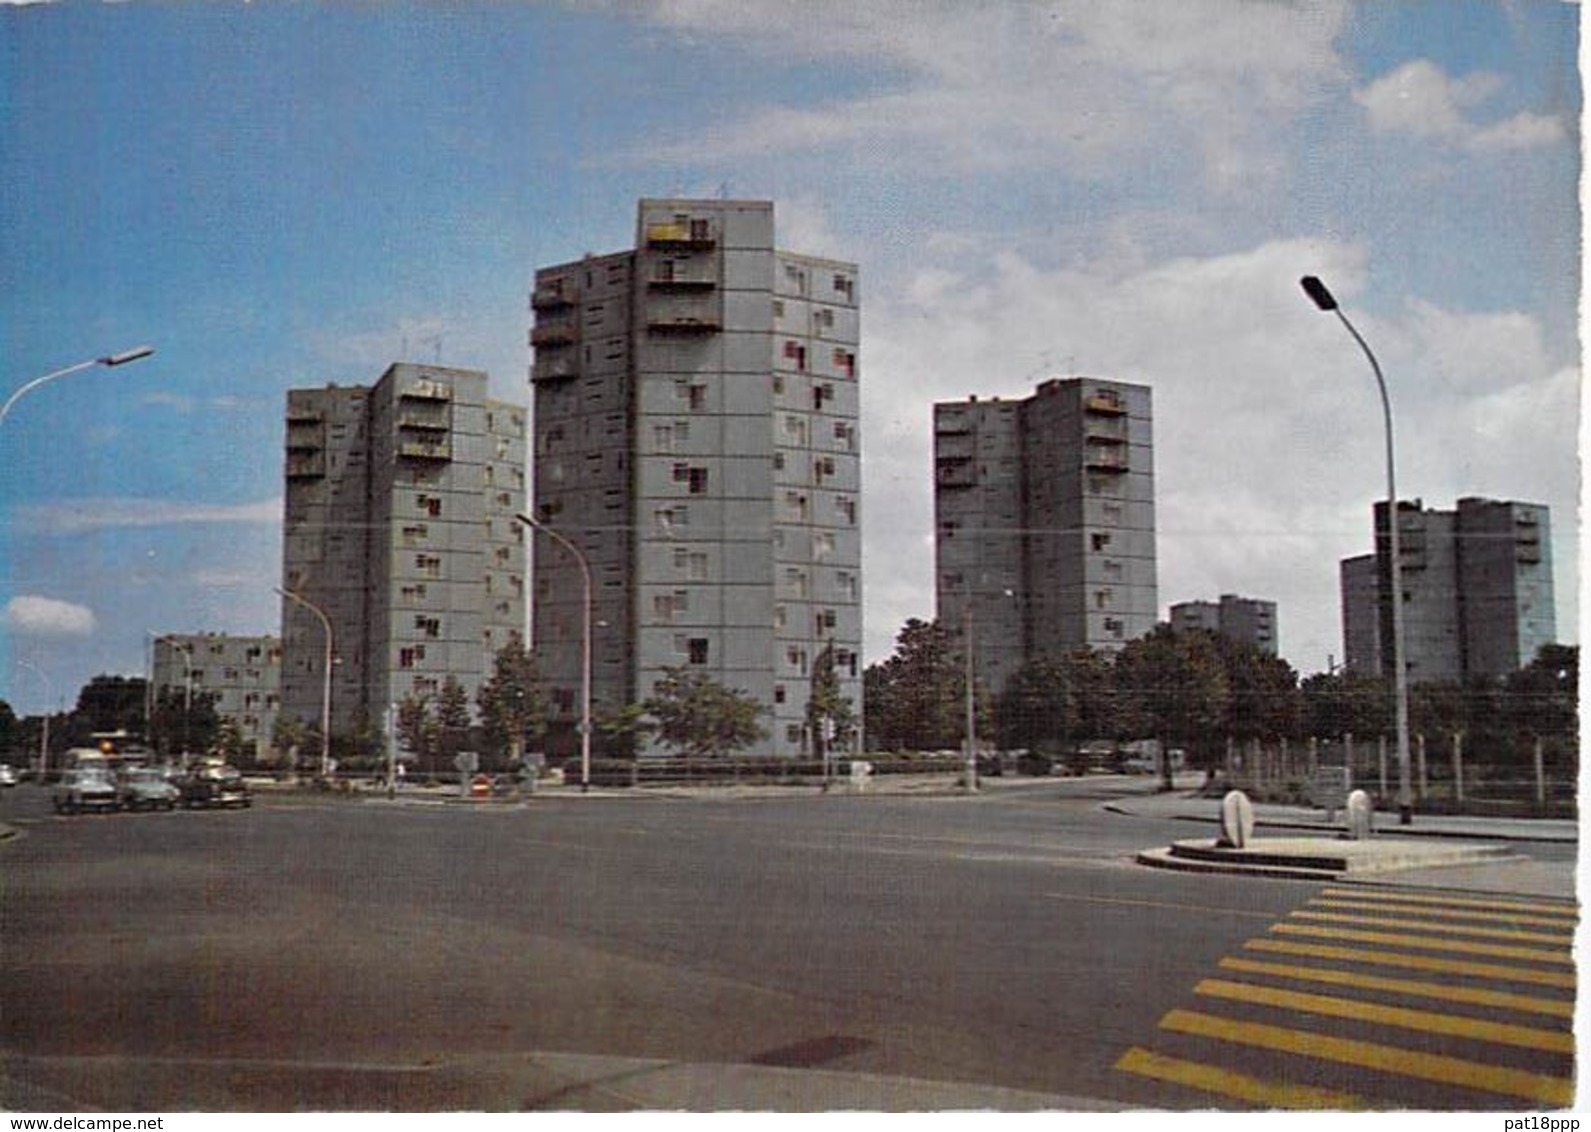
[1300, 276, 1413, 825]
[516, 512, 591, 793]
[0, 347, 155, 430]
[275, 586, 333, 779]
[15, 659, 53, 780]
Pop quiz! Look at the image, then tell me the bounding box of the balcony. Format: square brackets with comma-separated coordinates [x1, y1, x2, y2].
[286, 406, 323, 425]
[1084, 453, 1128, 474]
[286, 454, 326, 479]
[400, 380, 453, 402]
[531, 323, 578, 348]
[532, 356, 578, 384]
[647, 315, 722, 336]
[398, 412, 449, 432]
[1084, 392, 1127, 416]
[531, 283, 578, 311]
[1085, 429, 1127, 447]
[398, 440, 451, 462]
[285, 429, 324, 453]
[936, 460, 976, 489]
[645, 220, 716, 249]
[647, 275, 717, 292]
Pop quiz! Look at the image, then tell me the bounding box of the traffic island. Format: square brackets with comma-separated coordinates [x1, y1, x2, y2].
[1136, 835, 1520, 881]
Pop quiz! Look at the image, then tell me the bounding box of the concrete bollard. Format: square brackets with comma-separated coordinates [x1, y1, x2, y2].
[1345, 789, 1373, 840]
[1218, 790, 1255, 849]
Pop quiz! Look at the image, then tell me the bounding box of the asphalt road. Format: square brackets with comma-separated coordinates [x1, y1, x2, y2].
[0, 780, 1576, 1111]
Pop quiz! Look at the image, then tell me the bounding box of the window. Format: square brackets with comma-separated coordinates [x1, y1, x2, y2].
[837, 497, 856, 524]
[416, 615, 441, 638]
[833, 349, 855, 377]
[773, 452, 785, 471]
[783, 341, 807, 370]
[772, 374, 785, 395]
[399, 645, 427, 669]
[416, 554, 442, 577]
[833, 273, 853, 299]
[814, 456, 835, 481]
[837, 571, 857, 601]
[816, 608, 837, 631]
[774, 604, 787, 629]
[787, 647, 808, 675]
[813, 384, 832, 410]
[688, 467, 709, 495]
[785, 568, 809, 598]
[814, 308, 835, 329]
[1091, 532, 1112, 551]
[687, 638, 710, 665]
[774, 685, 786, 705]
[814, 531, 835, 561]
[773, 299, 785, 318]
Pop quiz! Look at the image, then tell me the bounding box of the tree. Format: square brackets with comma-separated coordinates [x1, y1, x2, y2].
[862, 618, 962, 752]
[271, 714, 311, 771]
[642, 667, 767, 758]
[1300, 670, 1391, 740]
[1114, 624, 1228, 789]
[148, 687, 221, 759]
[806, 641, 858, 759]
[995, 649, 1116, 756]
[596, 703, 653, 760]
[435, 675, 474, 764]
[396, 693, 442, 773]
[1212, 636, 1301, 742]
[476, 634, 546, 771]
[212, 717, 251, 767]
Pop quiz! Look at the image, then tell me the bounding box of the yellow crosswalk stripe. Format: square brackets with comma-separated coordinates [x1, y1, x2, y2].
[1290, 910, 1575, 946]
[1194, 978, 1575, 1053]
[1218, 956, 1575, 1019]
[1310, 897, 1580, 930]
[1112, 1045, 1365, 1110]
[1270, 923, 1573, 965]
[1245, 937, 1576, 989]
[1160, 1009, 1574, 1106]
[1320, 887, 1578, 920]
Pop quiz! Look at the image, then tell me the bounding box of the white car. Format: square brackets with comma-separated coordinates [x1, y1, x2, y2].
[0, 764, 17, 788]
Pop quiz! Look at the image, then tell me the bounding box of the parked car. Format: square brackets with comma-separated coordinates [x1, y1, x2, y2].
[117, 766, 180, 811]
[52, 766, 120, 813]
[179, 764, 251, 809]
[0, 764, 17, 788]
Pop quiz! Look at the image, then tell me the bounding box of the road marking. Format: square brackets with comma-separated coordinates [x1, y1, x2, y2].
[1217, 956, 1575, 1019]
[1289, 910, 1575, 946]
[1320, 887, 1578, 920]
[1045, 892, 1287, 920]
[1193, 978, 1574, 1054]
[1160, 1009, 1574, 1106]
[1112, 1045, 1364, 1110]
[1245, 937, 1575, 988]
[1269, 923, 1573, 965]
[1309, 897, 1580, 930]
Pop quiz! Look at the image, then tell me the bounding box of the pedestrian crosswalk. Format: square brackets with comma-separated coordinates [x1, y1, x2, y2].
[1113, 884, 1578, 1110]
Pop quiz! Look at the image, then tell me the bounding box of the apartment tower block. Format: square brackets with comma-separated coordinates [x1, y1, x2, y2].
[280, 364, 527, 738]
[530, 199, 862, 759]
[934, 377, 1156, 695]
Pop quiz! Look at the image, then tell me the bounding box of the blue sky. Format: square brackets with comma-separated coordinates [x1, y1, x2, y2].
[1, 0, 1580, 715]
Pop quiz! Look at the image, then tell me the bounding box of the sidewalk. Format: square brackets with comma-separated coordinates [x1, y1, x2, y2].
[1105, 789, 1579, 843]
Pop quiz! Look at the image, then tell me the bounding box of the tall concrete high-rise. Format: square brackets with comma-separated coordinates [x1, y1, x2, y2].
[530, 199, 862, 759]
[933, 378, 1156, 695]
[1341, 496, 1554, 683]
[1170, 595, 1278, 655]
[280, 364, 527, 739]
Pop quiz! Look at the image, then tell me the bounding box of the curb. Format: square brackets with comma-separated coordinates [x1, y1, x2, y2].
[1102, 800, 1577, 844]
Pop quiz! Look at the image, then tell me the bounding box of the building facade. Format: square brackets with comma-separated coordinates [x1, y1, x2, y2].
[933, 377, 1157, 696]
[529, 199, 862, 759]
[1341, 497, 1554, 684]
[150, 633, 282, 758]
[280, 364, 527, 738]
[1170, 595, 1278, 655]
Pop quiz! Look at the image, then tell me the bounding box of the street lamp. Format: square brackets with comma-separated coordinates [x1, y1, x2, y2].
[0, 347, 155, 430]
[15, 660, 53, 780]
[275, 586, 333, 780]
[515, 512, 591, 793]
[1300, 275, 1413, 825]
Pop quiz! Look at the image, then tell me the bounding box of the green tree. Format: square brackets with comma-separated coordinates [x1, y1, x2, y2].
[862, 618, 962, 751]
[596, 703, 652, 760]
[396, 693, 442, 774]
[1114, 624, 1228, 789]
[1300, 669, 1391, 740]
[148, 687, 221, 760]
[995, 649, 1117, 757]
[806, 641, 858, 759]
[642, 667, 767, 759]
[212, 716, 250, 767]
[1212, 635, 1301, 741]
[476, 634, 547, 771]
[436, 675, 474, 764]
[271, 714, 311, 771]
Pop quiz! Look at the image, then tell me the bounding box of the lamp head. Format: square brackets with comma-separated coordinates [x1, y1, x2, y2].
[1299, 276, 1338, 312]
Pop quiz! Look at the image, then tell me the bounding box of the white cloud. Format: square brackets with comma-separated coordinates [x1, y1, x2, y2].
[1354, 59, 1567, 152]
[18, 497, 283, 536]
[616, 0, 1351, 189]
[2, 596, 97, 637]
[857, 235, 1577, 674]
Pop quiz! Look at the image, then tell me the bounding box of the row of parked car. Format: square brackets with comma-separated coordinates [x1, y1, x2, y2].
[50, 762, 252, 815]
